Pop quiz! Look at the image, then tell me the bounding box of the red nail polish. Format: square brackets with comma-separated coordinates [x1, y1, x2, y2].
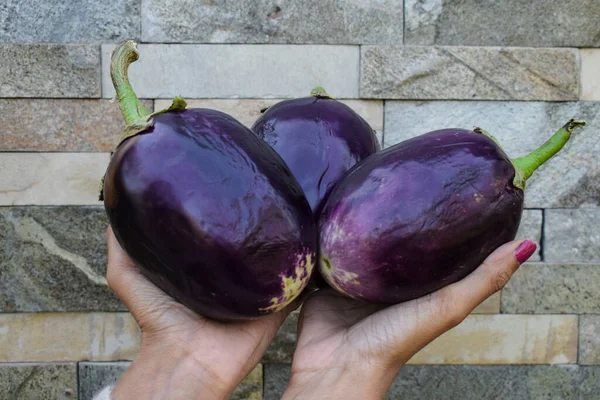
[515, 240, 537, 264]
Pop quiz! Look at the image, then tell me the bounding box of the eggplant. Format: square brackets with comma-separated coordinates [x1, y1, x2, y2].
[251, 88, 381, 217]
[318, 122, 585, 303]
[101, 41, 317, 321]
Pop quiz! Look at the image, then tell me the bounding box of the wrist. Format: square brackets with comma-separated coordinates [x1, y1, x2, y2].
[282, 360, 399, 400]
[112, 340, 233, 400]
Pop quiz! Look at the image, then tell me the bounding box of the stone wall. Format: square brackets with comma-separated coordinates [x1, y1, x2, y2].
[0, 1, 599, 399]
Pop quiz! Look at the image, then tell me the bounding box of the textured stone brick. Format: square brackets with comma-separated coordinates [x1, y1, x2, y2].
[580, 315, 600, 365]
[408, 315, 577, 364]
[142, 0, 402, 44]
[544, 209, 600, 262]
[384, 101, 600, 208]
[0, 363, 77, 400]
[78, 362, 262, 400]
[581, 49, 600, 101]
[404, 0, 600, 47]
[516, 210, 542, 261]
[0, 0, 140, 43]
[102, 44, 359, 99]
[0, 99, 152, 152]
[361, 46, 578, 101]
[155, 98, 384, 144]
[0, 153, 109, 205]
[0, 207, 121, 312]
[0, 313, 140, 362]
[0, 45, 100, 97]
[502, 263, 600, 313]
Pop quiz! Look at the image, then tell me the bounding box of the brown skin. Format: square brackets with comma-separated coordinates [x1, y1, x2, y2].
[107, 225, 532, 399]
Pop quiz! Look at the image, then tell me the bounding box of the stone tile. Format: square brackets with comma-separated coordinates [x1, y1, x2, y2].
[79, 362, 129, 400]
[389, 365, 600, 399]
[0, 100, 153, 152]
[102, 44, 359, 99]
[263, 312, 298, 363]
[141, 0, 402, 44]
[263, 364, 600, 399]
[404, 0, 600, 47]
[580, 316, 600, 365]
[545, 209, 600, 263]
[0, 45, 100, 98]
[78, 362, 262, 400]
[472, 293, 500, 314]
[361, 46, 578, 101]
[0, 363, 77, 400]
[581, 49, 600, 101]
[384, 101, 600, 208]
[501, 263, 600, 314]
[516, 210, 543, 261]
[0, 153, 109, 205]
[156, 98, 384, 145]
[408, 315, 578, 364]
[0, 313, 140, 362]
[0, 207, 122, 312]
[264, 364, 291, 400]
[232, 365, 263, 400]
[0, 0, 140, 43]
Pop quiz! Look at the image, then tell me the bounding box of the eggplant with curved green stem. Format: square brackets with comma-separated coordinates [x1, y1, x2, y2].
[318, 120, 585, 303]
[101, 40, 317, 321]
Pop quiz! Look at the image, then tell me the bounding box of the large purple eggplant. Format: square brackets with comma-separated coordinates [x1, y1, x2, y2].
[318, 122, 585, 303]
[101, 41, 316, 321]
[251, 88, 381, 217]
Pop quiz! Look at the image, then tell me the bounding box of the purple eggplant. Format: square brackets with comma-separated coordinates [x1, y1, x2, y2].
[251, 88, 381, 217]
[101, 41, 316, 321]
[318, 122, 585, 303]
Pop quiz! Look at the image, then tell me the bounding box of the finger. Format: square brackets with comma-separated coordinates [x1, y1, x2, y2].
[106, 226, 174, 316]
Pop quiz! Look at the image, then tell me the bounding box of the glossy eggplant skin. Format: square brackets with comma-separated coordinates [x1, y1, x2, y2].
[318, 129, 523, 304]
[252, 96, 381, 217]
[103, 109, 317, 321]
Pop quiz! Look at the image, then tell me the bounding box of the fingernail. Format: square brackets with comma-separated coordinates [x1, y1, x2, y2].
[515, 240, 537, 264]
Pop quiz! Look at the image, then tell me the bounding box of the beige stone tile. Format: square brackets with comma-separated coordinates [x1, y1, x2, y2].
[408, 315, 578, 364]
[471, 292, 500, 314]
[0, 153, 108, 205]
[0, 313, 140, 362]
[155, 98, 384, 145]
[581, 49, 600, 101]
[0, 99, 153, 152]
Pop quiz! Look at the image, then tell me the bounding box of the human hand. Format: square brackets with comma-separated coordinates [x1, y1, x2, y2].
[105, 226, 299, 400]
[282, 239, 537, 400]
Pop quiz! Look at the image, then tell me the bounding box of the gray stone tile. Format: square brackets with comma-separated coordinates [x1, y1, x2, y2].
[79, 362, 263, 400]
[263, 364, 600, 399]
[384, 101, 600, 208]
[79, 362, 129, 400]
[545, 209, 600, 263]
[580, 315, 600, 365]
[0, 0, 140, 43]
[404, 0, 600, 47]
[0, 363, 77, 400]
[0, 45, 100, 98]
[263, 312, 298, 363]
[0, 207, 123, 312]
[361, 46, 578, 101]
[101, 44, 359, 99]
[581, 49, 600, 101]
[142, 0, 403, 44]
[264, 364, 291, 400]
[501, 263, 600, 314]
[0, 99, 153, 152]
[516, 210, 542, 262]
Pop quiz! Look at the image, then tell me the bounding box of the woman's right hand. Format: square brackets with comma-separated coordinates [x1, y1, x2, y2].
[282, 239, 537, 400]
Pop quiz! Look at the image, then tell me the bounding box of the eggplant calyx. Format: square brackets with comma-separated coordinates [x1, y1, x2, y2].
[511, 119, 585, 191]
[310, 86, 335, 100]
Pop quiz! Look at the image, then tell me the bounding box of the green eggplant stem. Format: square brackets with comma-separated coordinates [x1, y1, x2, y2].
[512, 119, 586, 185]
[110, 40, 149, 125]
[310, 86, 334, 99]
